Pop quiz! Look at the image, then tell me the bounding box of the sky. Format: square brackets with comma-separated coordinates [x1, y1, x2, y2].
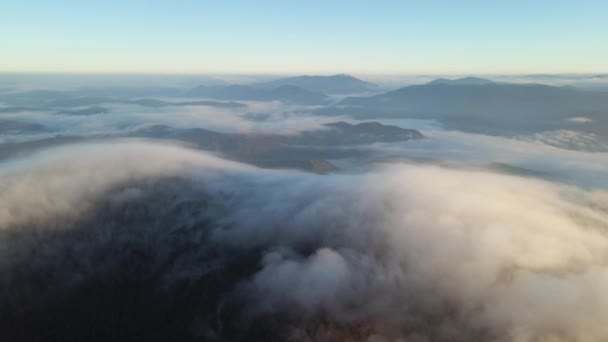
[1, 0, 607, 75]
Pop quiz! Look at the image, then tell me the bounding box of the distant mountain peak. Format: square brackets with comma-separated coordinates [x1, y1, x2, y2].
[324, 121, 352, 128]
[253, 74, 377, 94]
[427, 77, 494, 86]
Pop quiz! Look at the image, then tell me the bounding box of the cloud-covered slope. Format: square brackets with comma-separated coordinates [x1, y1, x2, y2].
[2, 141, 608, 341]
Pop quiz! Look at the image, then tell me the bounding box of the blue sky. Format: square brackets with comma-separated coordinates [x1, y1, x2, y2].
[1, 0, 607, 74]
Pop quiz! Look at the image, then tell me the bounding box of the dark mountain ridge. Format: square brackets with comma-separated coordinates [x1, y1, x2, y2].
[0, 122, 423, 173]
[337, 78, 608, 134]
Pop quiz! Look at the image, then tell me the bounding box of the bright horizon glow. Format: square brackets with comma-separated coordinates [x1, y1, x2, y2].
[2, 0, 607, 74]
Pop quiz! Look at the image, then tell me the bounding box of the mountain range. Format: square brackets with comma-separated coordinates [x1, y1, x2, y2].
[337, 77, 608, 134]
[132, 121, 423, 171]
[185, 74, 378, 104]
[251, 74, 378, 94]
[0, 92, 247, 112]
[0, 121, 423, 174]
[426, 77, 495, 86]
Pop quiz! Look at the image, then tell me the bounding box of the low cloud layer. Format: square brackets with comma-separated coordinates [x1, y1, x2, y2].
[1, 141, 607, 341]
[0, 101, 340, 140]
[359, 127, 608, 188]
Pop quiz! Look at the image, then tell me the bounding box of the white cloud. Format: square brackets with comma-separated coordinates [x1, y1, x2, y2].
[2, 141, 608, 340]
